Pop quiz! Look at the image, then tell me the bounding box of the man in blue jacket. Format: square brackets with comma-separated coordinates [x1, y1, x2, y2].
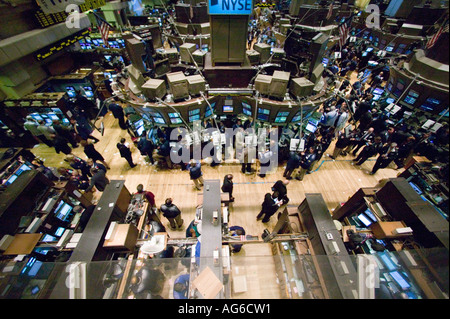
[187, 160, 204, 190]
[295, 147, 317, 181]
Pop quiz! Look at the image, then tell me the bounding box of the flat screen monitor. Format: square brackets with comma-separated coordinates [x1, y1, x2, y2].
[366, 47, 374, 52]
[4, 174, 18, 185]
[30, 113, 44, 121]
[104, 55, 112, 61]
[41, 234, 58, 242]
[439, 109, 449, 117]
[66, 86, 76, 98]
[275, 117, 287, 123]
[54, 201, 73, 221]
[136, 125, 145, 136]
[28, 260, 43, 277]
[322, 58, 329, 67]
[357, 213, 373, 227]
[55, 227, 65, 237]
[92, 39, 99, 46]
[242, 102, 252, 116]
[258, 114, 269, 121]
[47, 113, 59, 121]
[362, 52, 368, 57]
[389, 271, 411, 289]
[373, 88, 384, 95]
[364, 209, 377, 222]
[168, 113, 179, 119]
[385, 45, 394, 52]
[305, 122, 317, 133]
[15, 164, 31, 176]
[379, 253, 397, 271]
[420, 98, 440, 112]
[223, 105, 233, 112]
[372, 95, 381, 101]
[153, 117, 165, 124]
[386, 97, 395, 104]
[170, 118, 183, 124]
[189, 114, 200, 122]
[133, 119, 144, 129]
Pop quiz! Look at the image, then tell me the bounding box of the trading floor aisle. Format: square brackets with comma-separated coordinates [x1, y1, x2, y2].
[29, 111, 400, 298]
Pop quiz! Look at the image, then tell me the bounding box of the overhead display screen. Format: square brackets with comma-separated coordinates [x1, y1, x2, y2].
[208, 0, 253, 15]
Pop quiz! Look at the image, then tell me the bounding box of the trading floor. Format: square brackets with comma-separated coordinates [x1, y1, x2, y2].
[28, 105, 400, 299]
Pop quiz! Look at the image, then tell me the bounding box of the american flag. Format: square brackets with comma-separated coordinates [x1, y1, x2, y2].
[339, 15, 353, 49]
[326, 1, 334, 20]
[426, 19, 449, 50]
[95, 13, 112, 48]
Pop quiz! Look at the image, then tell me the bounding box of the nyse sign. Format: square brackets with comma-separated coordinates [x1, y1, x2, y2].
[208, 0, 253, 15]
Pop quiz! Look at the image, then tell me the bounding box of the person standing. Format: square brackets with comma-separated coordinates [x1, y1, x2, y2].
[117, 137, 137, 168]
[221, 174, 234, 201]
[187, 159, 204, 190]
[296, 147, 316, 181]
[52, 120, 78, 148]
[135, 184, 156, 207]
[394, 136, 416, 169]
[70, 118, 99, 143]
[50, 134, 72, 155]
[86, 158, 107, 173]
[37, 120, 56, 146]
[370, 142, 399, 175]
[256, 191, 282, 223]
[160, 198, 184, 230]
[80, 139, 110, 169]
[353, 136, 384, 166]
[283, 151, 301, 180]
[137, 134, 155, 165]
[352, 127, 375, 155]
[108, 100, 127, 130]
[85, 167, 110, 192]
[23, 116, 48, 145]
[271, 180, 290, 204]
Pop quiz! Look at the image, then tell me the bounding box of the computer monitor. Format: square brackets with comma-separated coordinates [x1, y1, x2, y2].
[15, 163, 32, 176]
[54, 201, 73, 221]
[420, 98, 440, 112]
[133, 119, 144, 130]
[47, 113, 59, 121]
[305, 120, 317, 133]
[30, 113, 44, 122]
[242, 102, 252, 116]
[364, 209, 377, 222]
[386, 45, 394, 52]
[41, 234, 58, 242]
[357, 213, 373, 227]
[170, 118, 183, 124]
[223, 105, 233, 112]
[4, 174, 18, 186]
[66, 86, 76, 98]
[55, 227, 65, 237]
[136, 125, 145, 136]
[389, 271, 411, 289]
[258, 114, 269, 121]
[28, 260, 43, 277]
[153, 118, 165, 124]
[366, 47, 374, 52]
[322, 58, 329, 67]
[373, 88, 384, 95]
[275, 116, 287, 123]
[385, 97, 395, 104]
[439, 109, 449, 117]
[104, 55, 112, 61]
[189, 114, 201, 122]
[378, 252, 397, 271]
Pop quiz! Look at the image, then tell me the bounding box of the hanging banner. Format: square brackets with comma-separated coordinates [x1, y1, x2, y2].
[36, 0, 86, 14]
[208, 0, 253, 15]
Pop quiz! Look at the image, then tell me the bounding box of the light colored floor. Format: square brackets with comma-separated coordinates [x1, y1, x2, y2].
[30, 110, 401, 299]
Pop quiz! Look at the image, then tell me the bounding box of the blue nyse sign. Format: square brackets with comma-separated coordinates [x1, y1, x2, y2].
[208, 0, 253, 15]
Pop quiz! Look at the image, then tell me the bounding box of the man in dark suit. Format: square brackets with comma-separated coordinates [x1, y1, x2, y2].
[353, 136, 384, 166]
[160, 198, 184, 229]
[272, 180, 289, 205]
[352, 127, 375, 155]
[370, 142, 399, 175]
[85, 167, 110, 192]
[117, 137, 137, 168]
[296, 147, 316, 181]
[256, 191, 281, 223]
[221, 174, 234, 201]
[108, 101, 127, 130]
[283, 151, 301, 180]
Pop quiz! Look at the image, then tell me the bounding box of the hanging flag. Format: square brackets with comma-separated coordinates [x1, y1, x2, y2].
[339, 15, 353, 49]
[326, 1, 333, 20]
[426, 19, 449, 50]
[94, 12, 113, 48]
